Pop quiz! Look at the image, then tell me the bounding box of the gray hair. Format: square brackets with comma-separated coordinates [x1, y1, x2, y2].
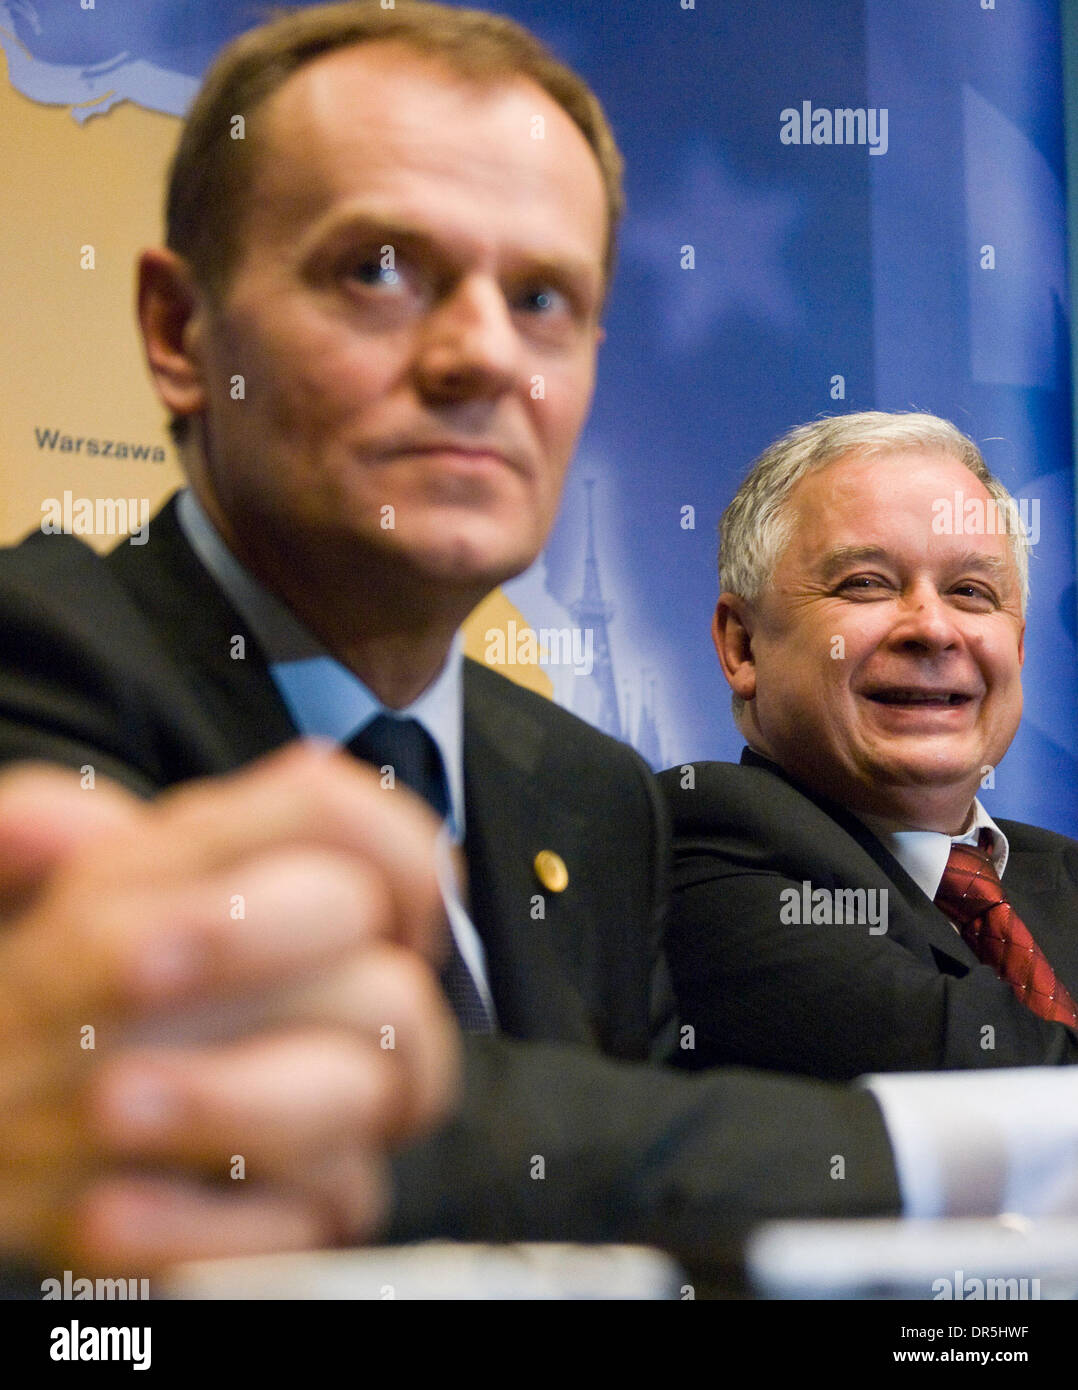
[719, 410, 1030, 610]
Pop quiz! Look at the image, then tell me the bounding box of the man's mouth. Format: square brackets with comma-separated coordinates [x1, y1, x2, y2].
[410, 444, 506, 461]
[864, 688, 974, 707]
[376, 437, 525, 474]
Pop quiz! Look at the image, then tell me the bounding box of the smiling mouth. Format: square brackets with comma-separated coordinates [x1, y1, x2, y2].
[865, 689, 973, 707]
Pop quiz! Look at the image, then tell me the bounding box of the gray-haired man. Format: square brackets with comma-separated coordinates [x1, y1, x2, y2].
[663, 410, 1078, 1080]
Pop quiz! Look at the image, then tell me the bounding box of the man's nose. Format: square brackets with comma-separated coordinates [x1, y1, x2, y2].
[886, 581, 963, 653]
[413, 276, 519, 404]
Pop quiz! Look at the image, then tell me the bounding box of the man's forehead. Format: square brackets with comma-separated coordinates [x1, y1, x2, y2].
[789, 450, 989, 526]
[800, 445, 974, 492]
[244, 41, 607, 261]
[782, 451, 1016, 570]
[814, 542, 1012, 578]
[256, 42, 593, 189]
[266, 42, 490, 134]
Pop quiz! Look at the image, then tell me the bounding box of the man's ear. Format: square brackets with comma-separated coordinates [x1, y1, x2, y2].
[136, 248, 208, 420]
[712, 593, 757, 701]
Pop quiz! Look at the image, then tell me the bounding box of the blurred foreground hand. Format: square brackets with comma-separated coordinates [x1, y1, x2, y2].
[0, 742, 459, 1273]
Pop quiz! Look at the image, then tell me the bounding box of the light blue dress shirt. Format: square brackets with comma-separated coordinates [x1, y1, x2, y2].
[176, 488, 493, 1012]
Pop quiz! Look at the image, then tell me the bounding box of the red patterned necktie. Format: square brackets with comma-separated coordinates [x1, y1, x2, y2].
[934, 830, 1078, 1026]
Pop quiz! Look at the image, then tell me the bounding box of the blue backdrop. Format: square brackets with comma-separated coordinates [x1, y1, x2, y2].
[5, 0, 1074, 832]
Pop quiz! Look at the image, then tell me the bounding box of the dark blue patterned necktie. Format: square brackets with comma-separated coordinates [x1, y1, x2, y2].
[347, 714, 493, 1032]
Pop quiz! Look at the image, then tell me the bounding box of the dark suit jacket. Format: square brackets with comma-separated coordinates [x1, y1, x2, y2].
[660, 750, 1078, 1082]
[0, 501, 901, 1252]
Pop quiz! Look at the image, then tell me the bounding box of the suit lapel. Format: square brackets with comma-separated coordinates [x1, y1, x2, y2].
[1001, 844, 1078, 998]
[828, 804, 984, 969]
[462, 662, 595, 1042]
[106, 496, 298, 771]
[739, 748, 984, 973]
[106, 512, 622, 1042]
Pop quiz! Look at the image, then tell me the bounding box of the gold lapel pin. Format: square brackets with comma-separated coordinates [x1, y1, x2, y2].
[533, 849, 569, 893]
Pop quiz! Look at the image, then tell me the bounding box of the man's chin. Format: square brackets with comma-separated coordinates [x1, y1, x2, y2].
[393, 530, 539, 594]
[865, 752, 985, 796]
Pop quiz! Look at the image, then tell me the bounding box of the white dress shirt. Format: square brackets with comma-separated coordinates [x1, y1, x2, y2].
[859, 797, 1008, 904]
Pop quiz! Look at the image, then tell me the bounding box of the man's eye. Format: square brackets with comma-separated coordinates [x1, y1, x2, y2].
[518, 286, 567, 314]
[951, 583, 997, 607]
[347, 260, 401, 289]
[838, 575, 888, 594]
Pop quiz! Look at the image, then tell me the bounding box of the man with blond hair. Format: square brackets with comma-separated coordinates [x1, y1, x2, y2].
[663, 411, 1078, 1080]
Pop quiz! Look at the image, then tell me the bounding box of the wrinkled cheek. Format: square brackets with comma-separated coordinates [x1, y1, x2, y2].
[753, 682, 799, 742]
[992, 684, 1024, 753]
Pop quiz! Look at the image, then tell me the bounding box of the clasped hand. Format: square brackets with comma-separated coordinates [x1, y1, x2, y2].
[0, 742, 459, 1272]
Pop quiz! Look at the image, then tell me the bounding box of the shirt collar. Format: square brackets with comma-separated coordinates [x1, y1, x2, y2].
[858, 799, 1010, 902]
[176, 488, 466, 837]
